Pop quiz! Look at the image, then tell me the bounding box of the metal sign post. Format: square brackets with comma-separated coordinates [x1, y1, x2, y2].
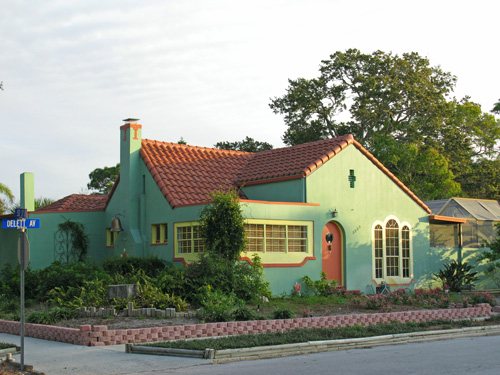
[1, 208, 38, 372]
[18, 227, 28, 371]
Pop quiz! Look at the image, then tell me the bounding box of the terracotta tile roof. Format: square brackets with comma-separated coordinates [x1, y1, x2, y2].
[140, 135, 431, 214]
[236, 134, 354, 184]
[140, 140, 253, 208]
[35, 194, 108, 213]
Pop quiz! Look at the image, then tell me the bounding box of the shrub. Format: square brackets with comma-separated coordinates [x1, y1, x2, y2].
[186, 252, 270, 305]
[469, 291, 495, 306]
[27, 306, 78, 325]
[232, 306, 258, 321]
[434, 261, 478, 292]
[271, 307, 295, 319]
[199, 188, 246, 261]
[197, 286, 243, 322]
[32, 261, 107, 301]
[102, 256, 169, 279]
[46, 278, 110, 308]
[301, 272, 338, 297]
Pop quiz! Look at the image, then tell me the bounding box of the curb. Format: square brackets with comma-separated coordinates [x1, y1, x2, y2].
[126, 324, 500, 363]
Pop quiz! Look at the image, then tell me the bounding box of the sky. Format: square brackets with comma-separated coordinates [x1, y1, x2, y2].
[1, 0, 499, 203]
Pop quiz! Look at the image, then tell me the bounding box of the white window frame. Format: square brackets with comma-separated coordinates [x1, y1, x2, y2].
[372, 216, 413, 284]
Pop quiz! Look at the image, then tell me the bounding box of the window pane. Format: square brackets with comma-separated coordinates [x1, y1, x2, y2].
[288, 225, 307, 252]
[374, 224, 383, 278]
[402, 226, 410, 277]
[385, 220, 399, 276]
[244, 224, 264, 252]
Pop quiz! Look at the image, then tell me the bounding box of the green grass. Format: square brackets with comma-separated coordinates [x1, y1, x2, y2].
[0, 342, 19, 351]
[145, 317, 499, 351]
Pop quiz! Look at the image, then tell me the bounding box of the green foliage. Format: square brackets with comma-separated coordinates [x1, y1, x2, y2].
[148, 319, 490, 351]
[301, 272, 338, 297]
[372, 135, 461, 200]
[197, 286, 243, 322]
[58, 220, 90, 262]
[46, 278, 109, 308]
[199, 187, 246, 261]
[87, 163, 120, 194]
[480, 223, 500, 287]
[9, 197, 55, 213]
[27, 307, 78, 325]
[271, 307, 295, 319]
[102, 256, 169, 279]
[469, 291, 495, 306]
[32, 261, 107, 301]
[232, 305, 259, 321]
[185, 252, 271, 305]
[492, 99, 500, 115]
[434, 261, 478, 292]
[270, 49, 500, 200]
[270, 49, 455, 147]
[214, 136, 274, 152]
[0, 182, 14, 215]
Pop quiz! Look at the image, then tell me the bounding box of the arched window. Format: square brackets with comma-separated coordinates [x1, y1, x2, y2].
[373, 218, 412, 281]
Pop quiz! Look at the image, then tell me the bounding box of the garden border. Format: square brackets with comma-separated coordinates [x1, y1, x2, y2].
[0, 304, 491, 346]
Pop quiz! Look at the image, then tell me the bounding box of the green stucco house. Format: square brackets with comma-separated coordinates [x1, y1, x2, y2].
[1, 119, 458, 295]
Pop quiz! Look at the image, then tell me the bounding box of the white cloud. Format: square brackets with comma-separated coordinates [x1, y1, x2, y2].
[1, 0, 499, 200]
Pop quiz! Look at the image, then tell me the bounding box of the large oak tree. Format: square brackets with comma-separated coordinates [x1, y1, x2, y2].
[270, 49, 500, 200]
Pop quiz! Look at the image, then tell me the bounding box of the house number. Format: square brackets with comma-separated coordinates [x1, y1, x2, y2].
[352, 225, 361, 234]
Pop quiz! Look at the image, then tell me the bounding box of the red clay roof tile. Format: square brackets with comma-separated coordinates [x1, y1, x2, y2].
[35, 194, 108, 213]
[140, 140, 253, 208]
[140, 135, 430, 213]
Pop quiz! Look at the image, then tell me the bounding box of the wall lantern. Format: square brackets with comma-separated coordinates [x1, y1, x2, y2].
[330, 208, 338, 218]
[110, 215, 124, 232]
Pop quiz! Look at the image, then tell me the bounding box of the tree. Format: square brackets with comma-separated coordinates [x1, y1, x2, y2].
[373, 135, 461, 200]
[270, 49, 500, 200]
[199, 188, 246, 261]
[178, 137, 187, 145]
[215, 137, 273, 152]
[9, 197, 55, 213]
[270, 49, 455, 147]
[87, 163, 119, 195]
[0, 183, 14, 214]
[480, 223, 500, 288]
[492, 99, 500, 114]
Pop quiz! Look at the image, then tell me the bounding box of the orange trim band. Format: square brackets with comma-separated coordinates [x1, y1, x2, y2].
[240, 199, 320, 206]
[429, 215, 467, 223]
[240, 256, 316, 268]
[174, 256, 316, 268]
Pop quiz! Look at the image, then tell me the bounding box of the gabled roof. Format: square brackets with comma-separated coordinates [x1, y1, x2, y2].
[236, 135, 353, 185]
[141, 135, 431, 213]
[140, 140, 253, 208]
[35, 194, 108, 213]
[425, 197, 500, 221]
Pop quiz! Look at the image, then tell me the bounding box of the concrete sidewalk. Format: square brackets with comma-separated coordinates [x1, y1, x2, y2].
[0, 333, 210, 375]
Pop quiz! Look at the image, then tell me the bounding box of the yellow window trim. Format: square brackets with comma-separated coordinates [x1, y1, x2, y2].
[173, 219, 314, 265]
[173, 221, 204, 264]
[151, 223, 168, 245]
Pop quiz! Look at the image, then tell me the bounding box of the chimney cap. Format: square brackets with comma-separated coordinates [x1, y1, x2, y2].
[123, 118, 140, 124]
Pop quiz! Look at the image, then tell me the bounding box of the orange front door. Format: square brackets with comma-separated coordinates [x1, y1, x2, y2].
[322, 222, 343, 285]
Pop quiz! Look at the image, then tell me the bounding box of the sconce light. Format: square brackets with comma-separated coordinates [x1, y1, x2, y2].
[330, 208, 338, 218]
[110, 215, 124, 232]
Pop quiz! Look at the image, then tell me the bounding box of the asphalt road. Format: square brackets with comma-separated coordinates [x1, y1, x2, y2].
[1, 332, 499, 374]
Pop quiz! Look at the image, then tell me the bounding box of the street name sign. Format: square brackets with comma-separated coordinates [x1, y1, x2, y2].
[2, 219, 40, 229]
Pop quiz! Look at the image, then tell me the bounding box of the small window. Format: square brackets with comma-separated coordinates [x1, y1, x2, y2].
[152, 223, 168, 245]
[106, 229, 118, 247]
[176, 224, 205, 253]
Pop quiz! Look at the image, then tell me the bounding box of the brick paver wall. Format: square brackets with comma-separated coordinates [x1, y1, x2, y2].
[0, 303, 491, 346]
